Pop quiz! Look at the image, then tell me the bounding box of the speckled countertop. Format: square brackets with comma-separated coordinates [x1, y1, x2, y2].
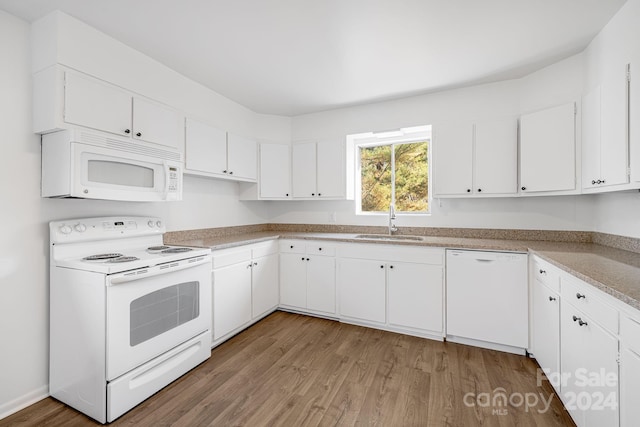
[168, 229, 640, 312]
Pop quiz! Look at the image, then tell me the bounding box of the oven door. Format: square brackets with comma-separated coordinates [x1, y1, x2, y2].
[72, 142, 182, 202]
[106, 256, 211, 381]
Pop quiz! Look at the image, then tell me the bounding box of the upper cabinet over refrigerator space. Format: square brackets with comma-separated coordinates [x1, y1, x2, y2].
[33, 66, 185, 153]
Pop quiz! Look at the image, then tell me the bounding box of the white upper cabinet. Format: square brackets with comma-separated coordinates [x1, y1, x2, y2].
[292, 140, 347, 199]
[583, 67, 630, 191]
[259, 143, 291, 199]
[227, 133, 257, 181]
[185, 118, 227, 175]
[433, 118, 516, 197]
[432, 122, 473, 196]
[184, 119, 257, 182]
[64, 71, 132, 137]
[519, 102, 577, 194]
[47, 68, 184, 151]
[292, 142, 317, 197]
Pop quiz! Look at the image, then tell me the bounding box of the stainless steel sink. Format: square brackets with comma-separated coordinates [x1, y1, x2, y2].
[354, 234, 425, 241]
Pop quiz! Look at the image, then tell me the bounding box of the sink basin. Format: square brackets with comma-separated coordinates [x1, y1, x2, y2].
[354, 234, 425, 241]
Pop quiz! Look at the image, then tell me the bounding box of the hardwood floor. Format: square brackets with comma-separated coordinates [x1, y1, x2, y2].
[1, 311, 575, 426]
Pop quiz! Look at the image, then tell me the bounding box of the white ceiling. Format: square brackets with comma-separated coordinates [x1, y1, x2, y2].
[0, 0, 628, 116]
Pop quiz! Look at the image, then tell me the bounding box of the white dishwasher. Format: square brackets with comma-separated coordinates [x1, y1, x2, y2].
[446, 249, 528, 354]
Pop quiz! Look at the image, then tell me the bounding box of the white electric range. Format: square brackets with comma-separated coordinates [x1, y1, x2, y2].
[49, 216, 212, 423]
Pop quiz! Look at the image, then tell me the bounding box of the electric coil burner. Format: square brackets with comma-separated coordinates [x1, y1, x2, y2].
[49, 216, 212, 423]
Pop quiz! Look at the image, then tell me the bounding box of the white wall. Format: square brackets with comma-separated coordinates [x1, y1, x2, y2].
[274, 55, 595, 231]
[0, 10, 277, 417]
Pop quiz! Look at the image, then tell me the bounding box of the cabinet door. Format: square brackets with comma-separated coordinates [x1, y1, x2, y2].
[432, 122, 473, 195]
[306, 255, 336, 314]
[227, 133, 257, 181]
[316, 140, 344, 198]
[279, 253, 307, 309]
[260, 143, 291, 198]
[474, 119, 517, 194]
[213, 262, 252, 340]
[185, 118, 227, 175]
[600, 65, 630, 187]
[621, 346, 640, 427]
[251, 253, 279, 319]
[520, 103, 576, 193]
[132, 97, 184, 150]
[560, 303, 619, 427]
[531, 279, 560, 392]
[582, 87, 602, 189]
[388, 262, 443, 333]
[292, 142, 317, 197]
[337, 258, 386, 323]
[64, 71, 132, 137]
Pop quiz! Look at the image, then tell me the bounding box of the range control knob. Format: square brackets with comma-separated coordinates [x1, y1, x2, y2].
[156, 220, 162, 228]
[60, 225, 72, 234]
[74, 223, 87, 233]
[147, 220, 155, 228]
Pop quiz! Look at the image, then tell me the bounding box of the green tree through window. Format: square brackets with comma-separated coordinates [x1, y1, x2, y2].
[360, 140, 428, 212]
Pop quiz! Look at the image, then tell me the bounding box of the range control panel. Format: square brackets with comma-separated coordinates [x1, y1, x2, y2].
[50, 216, 165, 243]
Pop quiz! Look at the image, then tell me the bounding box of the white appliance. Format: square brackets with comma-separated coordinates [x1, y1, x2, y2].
[49, 216, 212, 423]
[446, 249, 528, 354]
[41, 129, 183, 201]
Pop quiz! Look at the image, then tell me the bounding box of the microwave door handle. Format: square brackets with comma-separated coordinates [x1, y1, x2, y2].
[163, 161, 170, 201]
[109, 257, 211, 285]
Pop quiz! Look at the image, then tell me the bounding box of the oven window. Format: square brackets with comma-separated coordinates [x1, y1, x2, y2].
[129, 281, 199, 347]
[87, 160, 155, 188]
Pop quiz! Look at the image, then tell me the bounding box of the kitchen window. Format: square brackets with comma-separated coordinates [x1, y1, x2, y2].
[354, 126, 431, 214]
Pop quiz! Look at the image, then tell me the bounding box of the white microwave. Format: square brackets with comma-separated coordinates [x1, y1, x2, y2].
[41, 129, 183, 202]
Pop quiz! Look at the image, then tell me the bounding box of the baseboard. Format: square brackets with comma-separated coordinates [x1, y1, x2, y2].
[0, 386, 49, 421]
[446, 335, 527, 355]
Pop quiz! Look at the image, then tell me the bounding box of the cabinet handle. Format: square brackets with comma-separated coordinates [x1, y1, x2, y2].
[318, 193, 322, 196]
[592, 180, 596, 185]
[246, 263, 253, 269]
[576, 293, 586, 299]
[306, 258, 310, 261]
[136, 132, 142, 137]
[477, 189, 482, 192]
[539, 269, 546, 274]
[548, 296, 556, 301]
[286, 193, 289, 196]
[572, 315, 588, 326]
[229, 171, 233, 175]
[301, 257, 305, 261]
[253, 262, 258, 266]
[318, 247, 322, 251]
[124, 129, 131, 134]
[380, 265, 384, 269]
[223, 170, 228, 173]
[601, 179, 605, 184]
[521, 186, 526, 191]
[389, 265, 394, 269]
[290, 245, 294, 249]
[312, 193, 315, 196]
[466, 189, 471, 193]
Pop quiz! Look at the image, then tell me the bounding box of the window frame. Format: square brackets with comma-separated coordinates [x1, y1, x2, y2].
[354, 130, 431, 216]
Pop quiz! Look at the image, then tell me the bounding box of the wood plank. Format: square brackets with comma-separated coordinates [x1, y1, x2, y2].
[0, 311, 575, 427]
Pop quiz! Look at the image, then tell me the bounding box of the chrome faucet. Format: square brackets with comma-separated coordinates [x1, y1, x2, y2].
[388, 203, 398, 235]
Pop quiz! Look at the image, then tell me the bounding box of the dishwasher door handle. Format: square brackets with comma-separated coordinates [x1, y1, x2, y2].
[474, 259, 496, 263]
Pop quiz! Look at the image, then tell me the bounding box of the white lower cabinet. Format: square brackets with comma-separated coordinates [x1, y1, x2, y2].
[279, 240, 336, 316]
[211, 241, 278, 345]
[336, 244, 444, 338]
[531, 277, 560, 391]
[560, 301, 619, 427]
[620, 315, 640, 427]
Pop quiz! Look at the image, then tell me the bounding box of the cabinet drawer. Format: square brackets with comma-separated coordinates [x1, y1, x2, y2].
[533, 257, 560, 293]
[561, 276, 618, 334]
[252, 240, 278, 258]
[621, 315, 640, 354]
[280, 240, 305, 254]
[306, 243, 335, 256]
[212, 248, 251, 269]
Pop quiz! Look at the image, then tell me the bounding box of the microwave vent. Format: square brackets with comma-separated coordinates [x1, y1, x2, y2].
[79, 131, 182, 162]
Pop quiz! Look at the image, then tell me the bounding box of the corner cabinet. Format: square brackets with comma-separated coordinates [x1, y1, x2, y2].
[519, 102, 578, 194]
[279, 240, 336, 316]
[185, 118, 257, 182]
[211, 241, 278, 346]
[433, 118, 517, 197]
[291, 140, 349, 199]
[34, 66, 184, 151]
[336, 243, 444, 339]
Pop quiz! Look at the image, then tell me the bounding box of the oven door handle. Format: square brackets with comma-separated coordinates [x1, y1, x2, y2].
[109, 257, 210, 285]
